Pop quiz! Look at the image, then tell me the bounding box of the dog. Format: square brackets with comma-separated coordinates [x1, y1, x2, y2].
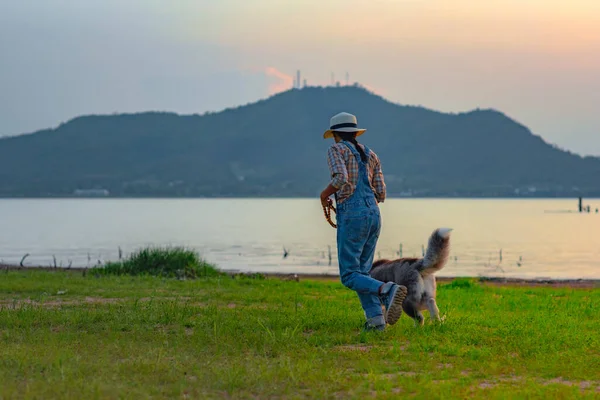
[369, 228, 452, 325]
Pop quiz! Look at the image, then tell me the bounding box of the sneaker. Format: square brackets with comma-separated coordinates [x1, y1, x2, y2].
[380, 283, 407, 325]
[363, 315, 386, 332]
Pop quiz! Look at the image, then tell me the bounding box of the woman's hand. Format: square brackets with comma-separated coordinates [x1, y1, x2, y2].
[320, 184, 339, 208]
[320, 192, 332, 209]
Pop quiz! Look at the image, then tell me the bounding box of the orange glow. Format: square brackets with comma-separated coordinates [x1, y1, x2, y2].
[205, 0, 600, 58]
[264, 67, 294, 95]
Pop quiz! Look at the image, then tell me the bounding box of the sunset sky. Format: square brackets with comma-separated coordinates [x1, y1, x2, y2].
[1, 0, 599, 154]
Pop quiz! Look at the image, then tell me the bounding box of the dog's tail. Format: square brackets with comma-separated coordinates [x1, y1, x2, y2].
[417, 228, 452, 275]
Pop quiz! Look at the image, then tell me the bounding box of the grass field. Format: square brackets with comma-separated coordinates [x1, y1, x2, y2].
[0, 271, 598, 399]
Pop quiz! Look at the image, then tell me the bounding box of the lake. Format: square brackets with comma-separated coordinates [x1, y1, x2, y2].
[0, 199, 598, 279]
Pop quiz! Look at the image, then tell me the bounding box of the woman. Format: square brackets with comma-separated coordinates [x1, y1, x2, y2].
[320, 112, 407, 331]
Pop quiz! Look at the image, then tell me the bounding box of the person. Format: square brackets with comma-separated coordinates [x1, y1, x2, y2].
[320, 112, 407, 331]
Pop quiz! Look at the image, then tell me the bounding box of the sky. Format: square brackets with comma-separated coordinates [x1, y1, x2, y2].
[1, 0, 599, 155]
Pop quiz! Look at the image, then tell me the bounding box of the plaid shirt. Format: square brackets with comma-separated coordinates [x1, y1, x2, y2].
[327, 142, 386, 204]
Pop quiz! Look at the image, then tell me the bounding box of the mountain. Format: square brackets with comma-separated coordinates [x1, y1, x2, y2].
[1, 85, 599, 198]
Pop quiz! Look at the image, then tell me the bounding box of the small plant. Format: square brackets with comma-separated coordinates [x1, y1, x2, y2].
[229, 272, 266, 280]
[482, 248, 505, 275]
[96, 247, 220, 278]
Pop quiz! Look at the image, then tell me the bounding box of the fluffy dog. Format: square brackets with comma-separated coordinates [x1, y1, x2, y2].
[370, 228, 452, 325]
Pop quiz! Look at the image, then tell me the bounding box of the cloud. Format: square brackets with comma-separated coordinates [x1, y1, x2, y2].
[264, 67, 294, 95]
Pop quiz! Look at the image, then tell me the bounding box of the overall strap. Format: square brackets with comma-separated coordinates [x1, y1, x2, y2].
[339, 141, 370, 165]
[339, 141, 376, 200]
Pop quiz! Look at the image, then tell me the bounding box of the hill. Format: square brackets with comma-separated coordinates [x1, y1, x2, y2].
[1, 86, 599, 197]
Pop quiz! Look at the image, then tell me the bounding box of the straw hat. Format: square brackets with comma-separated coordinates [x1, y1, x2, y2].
[323, 112, 366, 139]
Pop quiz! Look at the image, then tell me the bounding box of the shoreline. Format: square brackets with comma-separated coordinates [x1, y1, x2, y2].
[1, 196, 600, 200]
[241, 272, 600, 288]
[1, 263, 598, 288]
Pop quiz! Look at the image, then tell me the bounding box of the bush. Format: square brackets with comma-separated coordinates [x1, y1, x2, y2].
[97, 247, 220, 278]
[441, 278, 479, 290]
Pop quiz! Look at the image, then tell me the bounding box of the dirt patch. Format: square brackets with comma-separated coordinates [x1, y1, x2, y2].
[544, 377, 576, 386]
[136, 296, 192, 302]
[476, 277, 600, 289]
[85, 297, 121, 304]
[579, 382, 592, 390]
[0, 297, 122, 309]
[541, 377, 599, 390]
[383, 372, 417, 378]
[334, 344, 373, 353]
[0, 296, 199, 309]
[471, 375, 598, 391]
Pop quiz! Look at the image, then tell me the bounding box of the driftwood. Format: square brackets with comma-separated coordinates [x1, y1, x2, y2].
[20, 253, 30, 267]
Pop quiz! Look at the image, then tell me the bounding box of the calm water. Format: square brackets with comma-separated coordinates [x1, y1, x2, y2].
[0, 199, 598, 279]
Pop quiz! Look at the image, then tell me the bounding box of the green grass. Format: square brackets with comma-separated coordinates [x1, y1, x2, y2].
[97, 246, 220, 278]
[0, 272, 598, 399]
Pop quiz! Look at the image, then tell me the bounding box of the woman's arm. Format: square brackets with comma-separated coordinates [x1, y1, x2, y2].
[372, 154, 386, 203]
[322, 146, 347, 207]
[327, 145, 348, 189]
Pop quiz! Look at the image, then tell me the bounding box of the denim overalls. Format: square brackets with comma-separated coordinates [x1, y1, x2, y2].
[336, 141, 385, 320]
